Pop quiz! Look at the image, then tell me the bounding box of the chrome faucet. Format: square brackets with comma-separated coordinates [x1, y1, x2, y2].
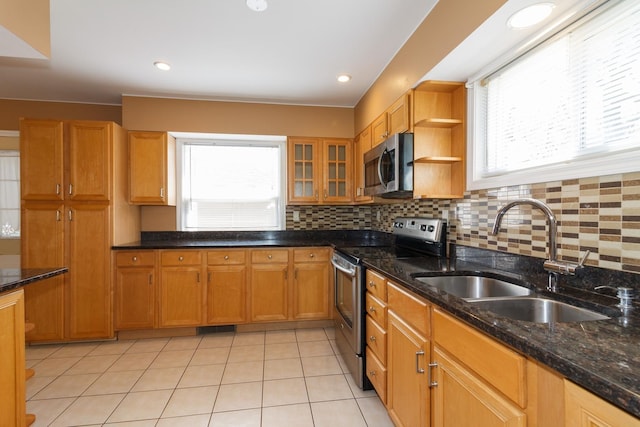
[491, 198, 589, 291]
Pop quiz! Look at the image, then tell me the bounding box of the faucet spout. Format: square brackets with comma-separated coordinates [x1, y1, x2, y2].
[491, 198, 557, 262]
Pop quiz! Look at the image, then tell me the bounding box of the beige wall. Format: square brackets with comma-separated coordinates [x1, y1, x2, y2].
[123, 96, 354, 138]
[0, 0, 50, 57]
[0, 99, 122, 130]
[353, 0, 507, 134]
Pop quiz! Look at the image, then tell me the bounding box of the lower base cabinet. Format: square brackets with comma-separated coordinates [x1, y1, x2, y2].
[565, 380, 640, 427]
[0, 289, 26, 427]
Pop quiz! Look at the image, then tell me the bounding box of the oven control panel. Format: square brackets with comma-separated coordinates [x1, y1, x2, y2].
[392, 217, 444, 243]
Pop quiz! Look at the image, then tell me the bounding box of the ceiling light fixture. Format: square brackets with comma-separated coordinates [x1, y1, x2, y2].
[153, 61, 171, 71]
[246, 0, 268, 12]
[508, 3, 555, 29]
[337, 74, 352, 83]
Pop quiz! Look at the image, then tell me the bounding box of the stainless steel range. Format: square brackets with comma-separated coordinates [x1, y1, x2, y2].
[331, 217, 447, 390]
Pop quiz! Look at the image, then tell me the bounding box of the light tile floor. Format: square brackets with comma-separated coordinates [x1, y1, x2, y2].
[26, 327, 394, 427]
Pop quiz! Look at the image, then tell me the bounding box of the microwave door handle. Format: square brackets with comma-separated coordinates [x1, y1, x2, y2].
[378, 149, 388, 188]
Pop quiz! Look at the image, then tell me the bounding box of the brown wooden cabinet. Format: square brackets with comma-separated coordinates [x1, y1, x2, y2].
[387, 281, 430, 427]
[365, 269, 388, 403]
[371, 93, 412, 147]
[128, 131, 176, 205]
[114, 251, 156, 330]
[287, 137, 352, 205]
[206, 249, 247, 325]
[20, 118, 140, 342]
[292, 248, 331, 320]
[412, 81, 466, 199]
[0, 290, 26, 427]
[159, 250, 204, 327]
[353, 126, 373, 203]
[565, 380, 640, 427]
[250, 249, 290, 322]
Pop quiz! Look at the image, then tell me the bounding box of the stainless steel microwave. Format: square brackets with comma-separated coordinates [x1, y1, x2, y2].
[363, 133, 414, 198]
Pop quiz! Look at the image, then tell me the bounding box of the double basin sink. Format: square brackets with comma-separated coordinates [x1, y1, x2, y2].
[412, 274, 611, 323]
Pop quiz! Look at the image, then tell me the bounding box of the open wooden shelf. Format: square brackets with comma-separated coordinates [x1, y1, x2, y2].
[414, 118, 462, 128]
[414, 156, 462, 164]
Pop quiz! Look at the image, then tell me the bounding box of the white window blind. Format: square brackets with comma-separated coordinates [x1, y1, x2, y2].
[178, 137, 285, 231]
[470, 0, 640, 188]
[0, 150, 20, 238]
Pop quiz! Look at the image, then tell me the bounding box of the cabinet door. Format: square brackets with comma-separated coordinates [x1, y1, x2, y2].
[115, 267, 155, 330]
[129, 131, 176, 205]
[0, 290, 25, 427]
[565, 380, 640, 427]
[250, 263, 289, 322]
[67, 121, 112, 201]
[287, 137, 320, 204]
[159, 267, 204, 327]
[432, 347, 526, 427]
[322, 138, 352, 203]
[207, 265, 247, 324]
[292, 261, 330, 320]
[388, 93, 411, 135]
[21, 203, 65, 342]
[67, 204, 113, 339]
[20, 119, 64, 201]
[387, 310, 429, 427]
[372, 112, 388, 146]
[354, 126, 373, 203]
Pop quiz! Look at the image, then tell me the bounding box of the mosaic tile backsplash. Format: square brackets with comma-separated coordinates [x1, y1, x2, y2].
[286, 171, 640, 274]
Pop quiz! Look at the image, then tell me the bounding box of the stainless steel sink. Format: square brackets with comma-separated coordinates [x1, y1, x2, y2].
[413, 275, 533, 299]
[469, 297, 610, 323]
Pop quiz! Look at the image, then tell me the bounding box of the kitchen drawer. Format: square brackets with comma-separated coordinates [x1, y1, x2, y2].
[433, 308, 527, 408]
[207, 250, 246, 265]
[366, 346, 387, 403]
[366, 269, 387, 301]
[366, 314, 387, 364]
[388, 281, 430, 337]
[251, 249, 289, 264]
[366, 292, 387, 327]
[293, 247, 330, 263]
[160, 250, 202, 266]
[115, 251, 156, 267]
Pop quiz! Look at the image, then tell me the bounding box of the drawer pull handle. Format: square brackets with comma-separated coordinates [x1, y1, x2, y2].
[368, 281, 376, 288]
[369, 370, 376, 377]
[224, 255, 229, 260]
[369, 335, 376, 342]
[416, 350, 425, 374]
[428, 362, 439, 387]
[268, 254, 272, 259]
[309, 253, 314, 258]
[132, 256, 138, 262]
[178, 256, 184, 261]
[369, 306, 376, 313]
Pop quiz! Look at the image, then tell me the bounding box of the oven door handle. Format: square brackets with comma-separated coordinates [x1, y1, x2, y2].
[331, 259, 357, 277]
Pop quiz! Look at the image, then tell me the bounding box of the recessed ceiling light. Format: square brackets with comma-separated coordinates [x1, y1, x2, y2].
[246, 0, 268, 12]
[154, 61, 171, 71]
[337, 74, 352, 83]
[508, 3, 555, 29]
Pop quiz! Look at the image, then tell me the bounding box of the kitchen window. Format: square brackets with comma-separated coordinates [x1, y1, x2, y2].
[468, 0, 640, 190]
[0, 150, 20, 238]
[176, 135, 286, 231]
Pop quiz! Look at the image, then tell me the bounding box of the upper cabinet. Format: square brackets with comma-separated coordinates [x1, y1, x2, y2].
[128, 131, 176, 206]
[353, 125, 373, 204]
[20, 120, 115, 202]
[287, 137, 352, 205]
[412, 81, 466, 199]
[372, 93, 412, 147]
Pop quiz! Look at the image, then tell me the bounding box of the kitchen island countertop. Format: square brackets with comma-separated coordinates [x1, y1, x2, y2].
[0, 267, 68, 294]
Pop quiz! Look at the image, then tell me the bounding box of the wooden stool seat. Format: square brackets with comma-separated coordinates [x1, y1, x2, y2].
[25, 322, 35, 333]
[25, 368, 35, 380]
[26, 413, 35, 426]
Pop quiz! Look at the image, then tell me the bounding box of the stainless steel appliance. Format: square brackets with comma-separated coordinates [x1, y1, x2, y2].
[363, 133, 414, 198]
[332, 217, 447, 390]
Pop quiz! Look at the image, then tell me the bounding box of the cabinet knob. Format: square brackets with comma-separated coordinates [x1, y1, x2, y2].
[268, 254, 272, 259]
[368, 281, 376, 288]
[309, 253, 315, 258]
[369, 335, 376, 342]
[369, 306, 376, 313]
[132, 256, 138, 262]
[178, 256, 184, 261]
[369, 370, 377, 377]
[224, 255, 229, 260]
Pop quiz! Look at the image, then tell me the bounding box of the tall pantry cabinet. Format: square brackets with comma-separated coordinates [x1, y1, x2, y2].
[20, 119, 140, 342]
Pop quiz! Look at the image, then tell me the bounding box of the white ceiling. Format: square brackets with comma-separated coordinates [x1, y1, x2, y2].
[0, 0, 595, 108]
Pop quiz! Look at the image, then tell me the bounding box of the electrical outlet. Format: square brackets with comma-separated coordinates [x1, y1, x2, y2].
[293, 210, 300, 222]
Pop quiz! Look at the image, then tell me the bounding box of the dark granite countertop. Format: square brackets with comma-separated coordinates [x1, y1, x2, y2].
[358, 247, 640, 419]
[112, 230, 640, 417]
[0, 267, 68, 294]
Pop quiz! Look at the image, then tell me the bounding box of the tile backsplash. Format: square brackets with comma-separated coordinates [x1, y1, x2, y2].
[287, 171, 640, 274]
